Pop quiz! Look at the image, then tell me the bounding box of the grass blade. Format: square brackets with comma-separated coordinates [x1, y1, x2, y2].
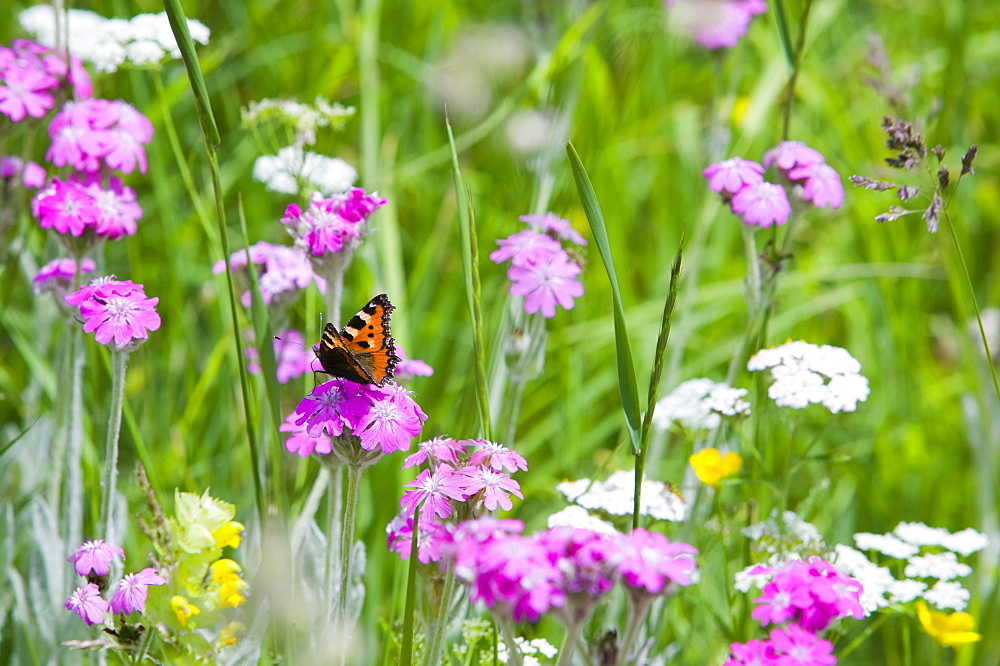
[566, 141, 641, 452]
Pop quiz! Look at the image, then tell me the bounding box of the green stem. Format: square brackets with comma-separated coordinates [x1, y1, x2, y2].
[555, 617, 583, 666]
[619, 595, 653, 664]
[778, 0, 814, 140]
[837, 613, 888, 659]
[99, 349, 129, 542]
[400, 508, 419, 666]
[424, 562, 458, 666]
[338, 464, 363, 622]
[66, 327, 85, 549]
[944, 213, 1000, 403]
[325, 464, 344, 619]
[495, 614, 523, 666]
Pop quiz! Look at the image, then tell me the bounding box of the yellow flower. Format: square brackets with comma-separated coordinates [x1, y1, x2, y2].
[689, 448, 743, 488]
[218, 578, 250, 609]
[210, 558, 242, 584]
[216, 621, 246, 648]
[917, 601, 982, 648]
[170, 595, 201, 625]
[212, 521, 245, 549]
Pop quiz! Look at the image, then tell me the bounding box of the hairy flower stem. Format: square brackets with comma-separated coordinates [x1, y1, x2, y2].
[424, 562, 458, 666]
[555, 617, 585, 666]
[66, 327, 85, 550]
[495, 614, 524, 666]
[325, 465, 343, 620]
[99, 349, 129, 543]
[619, 595, 653, 664]
[337, 463, 363, 621]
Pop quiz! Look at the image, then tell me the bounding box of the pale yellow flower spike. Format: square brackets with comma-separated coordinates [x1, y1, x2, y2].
[689, 448, 744, 489]
[917, 601, 982, 648]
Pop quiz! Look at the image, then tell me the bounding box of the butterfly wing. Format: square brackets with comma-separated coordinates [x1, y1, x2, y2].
[315, 294, 400, 386]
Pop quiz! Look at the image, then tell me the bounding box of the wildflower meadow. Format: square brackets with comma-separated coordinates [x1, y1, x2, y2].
[2, 1, 999, 664]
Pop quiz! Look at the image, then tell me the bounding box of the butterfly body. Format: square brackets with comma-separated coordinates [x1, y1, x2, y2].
[315, 294, 400, 386]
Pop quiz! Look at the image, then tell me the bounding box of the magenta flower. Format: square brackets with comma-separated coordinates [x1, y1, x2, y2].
[768, 623, 836, 666]
[109, 567, 166, 615]
[386, 513, 451, 563]
[619, 529, 698, 595]
[67, 279, 161, 347]
[214, 241, 324, 307]
[519, 212, 588, 246]
[403, 435, 467, 469]
[751, 557, 864, 632]
[723, 638, 777, 666]
[764, 141, 825, 171]
[32, 176, 142, 240]
[81, 177, 143, 239]
[281, 188, 387, 256]
[393, 343, 434, 382]
[789, 163, 845, 209]
[280, 410, 332, 457]
[0, 60, 57, 122]
[536, 527, 620, 599]
[507, 247, 585, 318]
[2, 155, 46, 189]
[354, 386, 426, 453]
[33, 257, 96, 295]
[704, 157, 766, 194]
[731, 182, 792, 227]
[466, 440, 529, 473]
[247, 330, 314, 383]
[46, 98, 153, 174]
[293, 379, 366, 438]
[65, 583, 109, 626]
[665, 0, 767, 50]
[401, 467, 470, 519]
[459, 466, 523, 511]
[68, 539, 124, 577]
[489, 229, 561, 265]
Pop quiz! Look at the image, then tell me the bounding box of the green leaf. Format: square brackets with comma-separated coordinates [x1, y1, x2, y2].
[566, 142, 642, 453]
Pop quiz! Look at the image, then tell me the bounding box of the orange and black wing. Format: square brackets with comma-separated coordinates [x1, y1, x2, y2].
[315, 294, 400, 386]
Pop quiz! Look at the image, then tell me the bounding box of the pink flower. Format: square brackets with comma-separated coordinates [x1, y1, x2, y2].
[386, 513, 451, 563]
[79, 177, 143, 239]
[400, 467, 470, 519]
[507, 247, 584, 318]
[704, 157, 766, 194]
[46, 99, 153, 174]
[214, 242, 324, 307]
[458, 466, 523, 511]
[751, 557, 864, 632]
[32, 176, 142, 239]
[788, 163, 844, 209]
[764, 141, 825, 171]
[0, 60, 57, 121]
[293, 379, 366, 438]
[248, 330, 315, 383]
[403, 435, 467, 468]
[466, 440, 528, 473]
[519, 212, 587, 246]
[666, 0, 767, 50]
[723, 638, 777, 666]
[109, 567, 166, 615]
[489, 229, 561, 265]
[65, 583, 109, 626]
[66, 279, 161, 347]
[280, 410, 332, 457]
[354, 391, 425, 454]
[33, 257, 96, 294]
[1, 155, 46, 189]
[281, 188, 387, 256]
[619, 529, 698, 595]
[394, 343, 434, 382]
[68, 539, 124, 577]
[768, 624, 836, 666]
[731, 182, 792, 227]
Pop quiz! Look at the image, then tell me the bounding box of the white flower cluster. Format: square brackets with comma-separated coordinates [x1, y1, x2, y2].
[498, 637, 558, 666]
[20, 7, 210, 73]
[555, 469, 687, 522]
[834, 521, 987, 613]
[546, 505, 617, 535]
[252, 146, 357, 197]
[242, 96, 355, 147]
[747, 340, 870, 413]
[652, 378, 750, 431]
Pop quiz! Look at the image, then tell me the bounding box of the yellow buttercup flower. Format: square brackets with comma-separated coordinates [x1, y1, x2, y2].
[689, 448, 743, 488]
[212, 521, 245, 549]
[170, 595, 201, 625]
[917, 601, 982, 648]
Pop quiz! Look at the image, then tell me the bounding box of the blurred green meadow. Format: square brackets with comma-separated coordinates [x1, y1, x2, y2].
[2, 0, 1000, 663]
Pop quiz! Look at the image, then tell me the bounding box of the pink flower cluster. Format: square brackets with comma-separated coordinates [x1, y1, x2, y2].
[281, 188, 388, 256]
[214, 241, 326, 307]
[64, 539, 165, 626]
[285, 379, 427, 457]
[491, 212, 586, 318]
[245, 329, 316, 384]
[32, 176, 142, 239]
[0, 39, 91, 122]
[437, 520, 696, 623]
[386, 437, 528, 564]
[33, 257, 96, 294]
[66, 278, 161, 348]
[704, 141, 844, 228]
[725, 557, 864, 665]
[2, 155, 46, 189]
[47, 98, 154, 174]
[664, 0, 767, 50]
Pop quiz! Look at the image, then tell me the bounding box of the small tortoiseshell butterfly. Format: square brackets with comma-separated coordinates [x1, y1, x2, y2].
[315, 294, 400, 386]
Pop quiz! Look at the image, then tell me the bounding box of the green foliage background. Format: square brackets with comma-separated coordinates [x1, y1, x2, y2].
[1, 0, 998, 663]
